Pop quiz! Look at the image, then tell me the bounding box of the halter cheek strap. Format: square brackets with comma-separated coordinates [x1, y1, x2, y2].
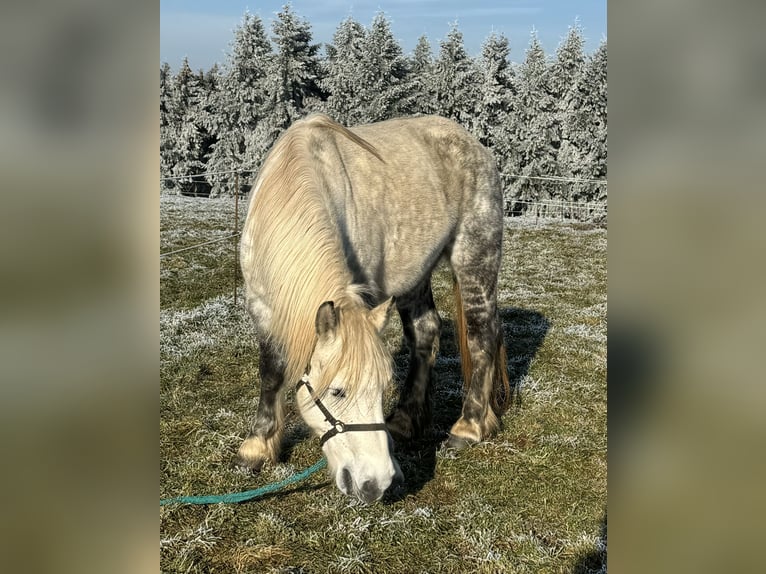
[296, 375, 389, 447]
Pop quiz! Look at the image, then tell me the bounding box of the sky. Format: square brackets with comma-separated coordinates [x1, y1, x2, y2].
[160, 0, 606, 71]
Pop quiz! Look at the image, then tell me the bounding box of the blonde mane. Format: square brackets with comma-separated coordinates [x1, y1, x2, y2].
[240, 114, 390, 395]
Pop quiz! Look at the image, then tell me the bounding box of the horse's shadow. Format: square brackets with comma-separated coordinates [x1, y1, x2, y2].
[572, 511, 606, 573]
[388, 306, 550, 500]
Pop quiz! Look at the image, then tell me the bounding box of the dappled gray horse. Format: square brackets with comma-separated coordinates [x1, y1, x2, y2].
[238, 113, 510, 503]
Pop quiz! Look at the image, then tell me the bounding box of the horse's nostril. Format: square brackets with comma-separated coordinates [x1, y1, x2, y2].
[360, 479, 382, 503]
[340, 468, 353, 494]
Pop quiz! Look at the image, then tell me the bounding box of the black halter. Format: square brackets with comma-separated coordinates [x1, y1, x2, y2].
[296, 375, 389, 447]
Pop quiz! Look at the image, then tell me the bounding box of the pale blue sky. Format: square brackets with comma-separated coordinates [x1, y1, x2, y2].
[161, 1, 606, 71]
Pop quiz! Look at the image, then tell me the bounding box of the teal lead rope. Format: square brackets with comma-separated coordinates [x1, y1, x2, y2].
[161, 458, 328, 506]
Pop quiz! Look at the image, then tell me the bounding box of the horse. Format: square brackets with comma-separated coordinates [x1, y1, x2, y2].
[238, 113, 510, 503]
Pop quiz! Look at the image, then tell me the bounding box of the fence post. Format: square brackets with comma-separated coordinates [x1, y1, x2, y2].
[233, 172, 239, 306]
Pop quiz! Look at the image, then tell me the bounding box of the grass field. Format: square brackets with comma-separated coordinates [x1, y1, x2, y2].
[160, 194, 607, 573]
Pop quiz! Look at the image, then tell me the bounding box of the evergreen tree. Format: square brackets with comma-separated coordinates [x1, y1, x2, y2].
[204, 12, 272, 196]
[193, 64, 220, 184]
[570, 39, 607, 207]
[475, 32, 513, 143]
[549, 23, 585, 102]
[475, 32, 519, 202]
[160, 62, 172, 124]
[160, 62, 175, 189]
[322, 16, 368, 125]
[550, 23, 589, 205]
[507, 30, 560, 211]
[360, 12, 414, 121]
[323, 12, 412, 125]
[172, 58, 199, 112]
[260, 4, 323, 135]
[408, 35, 435, 114]
[167, 57, 211, 196]
[431, 23, 481, 131]
[202, 63, 220, 91]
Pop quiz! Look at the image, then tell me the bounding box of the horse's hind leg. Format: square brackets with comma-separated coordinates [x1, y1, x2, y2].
[386, 278, 440, 442]
[447, 215, 505, 448]
[237, 339, 286, 471]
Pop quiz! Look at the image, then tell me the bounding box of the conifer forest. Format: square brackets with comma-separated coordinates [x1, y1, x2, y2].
[160, 7, 607, 218]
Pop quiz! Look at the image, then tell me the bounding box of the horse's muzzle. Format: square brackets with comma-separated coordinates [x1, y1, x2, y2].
[340, 466, 404, 504]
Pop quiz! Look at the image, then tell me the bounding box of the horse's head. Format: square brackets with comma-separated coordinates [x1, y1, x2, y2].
[296, 298, 402, 503]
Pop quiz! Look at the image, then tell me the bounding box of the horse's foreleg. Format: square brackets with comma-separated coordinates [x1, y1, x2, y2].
[237, 340, 286, 472]
[386, 280, 440, 442]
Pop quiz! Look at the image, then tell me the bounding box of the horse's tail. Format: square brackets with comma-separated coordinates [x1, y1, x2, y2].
[453, 278, 511, 417]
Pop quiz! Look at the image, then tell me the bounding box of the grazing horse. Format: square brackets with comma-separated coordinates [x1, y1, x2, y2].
[238, 113, 510, 503]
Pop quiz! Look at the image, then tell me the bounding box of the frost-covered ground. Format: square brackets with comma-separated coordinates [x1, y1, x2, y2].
[160, 194, 606, 573]
[160, 294, 254, 364]
[161, 193, 247, 251]
[160, 193, 250, 308]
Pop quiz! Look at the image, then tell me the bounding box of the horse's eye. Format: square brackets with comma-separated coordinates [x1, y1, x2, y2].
[329, 387, 346, 399]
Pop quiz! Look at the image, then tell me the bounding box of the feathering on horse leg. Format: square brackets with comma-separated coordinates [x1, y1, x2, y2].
[447, 267, 504, 448]
[237, 392, 286, 471]
[492, 330, 512, 417]
[237, 340, 287, 472]
[446, 351, 500, 448]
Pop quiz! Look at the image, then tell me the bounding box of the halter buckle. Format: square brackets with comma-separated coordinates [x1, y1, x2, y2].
[333, 421, 346, 434]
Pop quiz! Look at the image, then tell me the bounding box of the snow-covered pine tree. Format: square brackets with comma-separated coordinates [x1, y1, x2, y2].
[431, 23, 481, 131]
[203, 63, 220, 91]
[359, 12, 414, 122]
[203, 12, 272, 196]
[193, 65, 220, 187]
[322, 16, 368, 125]
[550, 23, 588, 208]
[172, 57, 199, 110]
[570, 39, 607, 210]
[549, 23, 585, 103]
[160, 62, 175, 190]
[323, 13, 412, 125]
[168, 57, 211, 196]
[475, 32, 513, 145]
[475, 32, 520, 207]
[255, 3, 323, 156]
[408, 35, 435, 115]
[507, 30, 561, 213]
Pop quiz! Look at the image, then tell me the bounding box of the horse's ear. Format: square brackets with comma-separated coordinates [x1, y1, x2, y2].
[315, 301, 338, 340]
[369, 297, 395, 333]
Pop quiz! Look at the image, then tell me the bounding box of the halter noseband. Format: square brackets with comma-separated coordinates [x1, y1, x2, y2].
[296, 375, 389, 447]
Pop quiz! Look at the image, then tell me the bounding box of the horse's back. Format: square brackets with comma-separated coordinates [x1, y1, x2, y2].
[300, 114, 499, 211]
[301, 115, 502, 296]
